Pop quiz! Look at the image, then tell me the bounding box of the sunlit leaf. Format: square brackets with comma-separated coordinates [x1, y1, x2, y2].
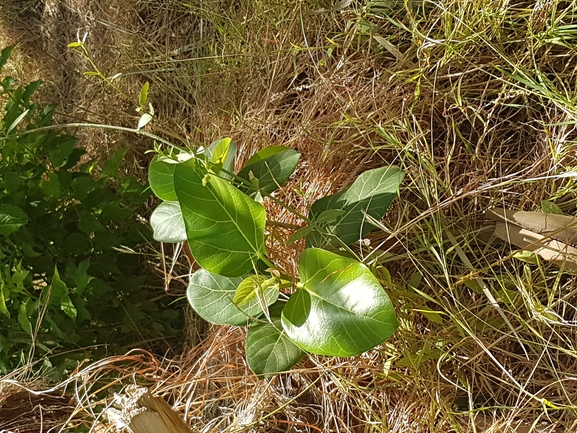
[281, 248, 398, 356]
[233, 275, 279, 308]
[150, 201, 187, 243]
[174, 161, 266, 277]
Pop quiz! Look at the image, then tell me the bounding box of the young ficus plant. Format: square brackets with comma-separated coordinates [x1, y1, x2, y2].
[149, 138, 405, 376]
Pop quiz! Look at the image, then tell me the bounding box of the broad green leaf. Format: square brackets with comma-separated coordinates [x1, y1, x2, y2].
[246, 302, 306, 377]
[307, 166, 404, 248]
[139, 82, 150, 107]
[66, 259, 93, 296]
[149, 155, 179, 201]
[150, 201, 187, 243]
[100, 147, 129, 178]
[0, 204, 28, 235]
[202, 138, 237, 179]
[281, 248, 398, 356]
[174, 161, 266, 277]
[187, 269, 268, 325]
[237, 146, 301, 197]
[233, 275, 279, 308]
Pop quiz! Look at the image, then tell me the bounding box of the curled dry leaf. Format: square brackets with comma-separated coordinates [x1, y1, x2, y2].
[488, 208, 577, 270]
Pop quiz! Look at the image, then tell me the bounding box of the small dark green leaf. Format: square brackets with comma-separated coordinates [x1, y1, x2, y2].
[315, 209, 345, 224]
[150, 201, 187, 243]
[237, 147, 301, 197]
[40, 172, 62, 197]
[0, 46, 14, 71]
[187, 269, 268, 325]
[246, 302, 306, 377]
[48, 136, 77, 168]
[18, 301, 33, 336]
[100, 147, 129, 178]
[0, 204, 28, 235]
[308, 166, 404, 248]
[287, 225, 312, 246]
[281, 248, 398, 356]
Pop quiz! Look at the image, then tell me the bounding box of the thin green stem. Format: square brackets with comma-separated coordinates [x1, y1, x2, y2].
[1, 122, 178, 149]
[266, 220, 303, 230]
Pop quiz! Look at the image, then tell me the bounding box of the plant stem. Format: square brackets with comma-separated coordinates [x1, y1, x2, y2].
[266, 220, 303, 230]
[2, 122, 179, 149]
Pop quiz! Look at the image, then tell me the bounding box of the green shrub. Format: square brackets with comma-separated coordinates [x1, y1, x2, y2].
[0, 46, 182, 375]
[149, 137, 404, 377]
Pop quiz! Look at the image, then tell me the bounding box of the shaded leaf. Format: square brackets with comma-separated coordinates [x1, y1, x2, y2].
[287, 225, 312, 246]
[308, 166, 404, 248]
[0, 204, 28, 235]
[100, 147, 129, 178]
[18, 301, 32, 336]
[246, 302, 306, 377]
[237, 146, 300, 197]
[187, 269, 269, 325]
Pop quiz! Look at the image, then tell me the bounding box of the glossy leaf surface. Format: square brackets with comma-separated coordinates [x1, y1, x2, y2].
[307, 166, 404, 248]
[174, 161, 266, 277]
[281, 248, 398, 356]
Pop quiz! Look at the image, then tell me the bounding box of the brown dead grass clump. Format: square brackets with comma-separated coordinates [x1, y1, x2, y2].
[3, 0, 577, 432]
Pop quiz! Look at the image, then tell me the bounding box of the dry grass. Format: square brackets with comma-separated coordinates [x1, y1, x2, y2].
[2, 0, 577, 432]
